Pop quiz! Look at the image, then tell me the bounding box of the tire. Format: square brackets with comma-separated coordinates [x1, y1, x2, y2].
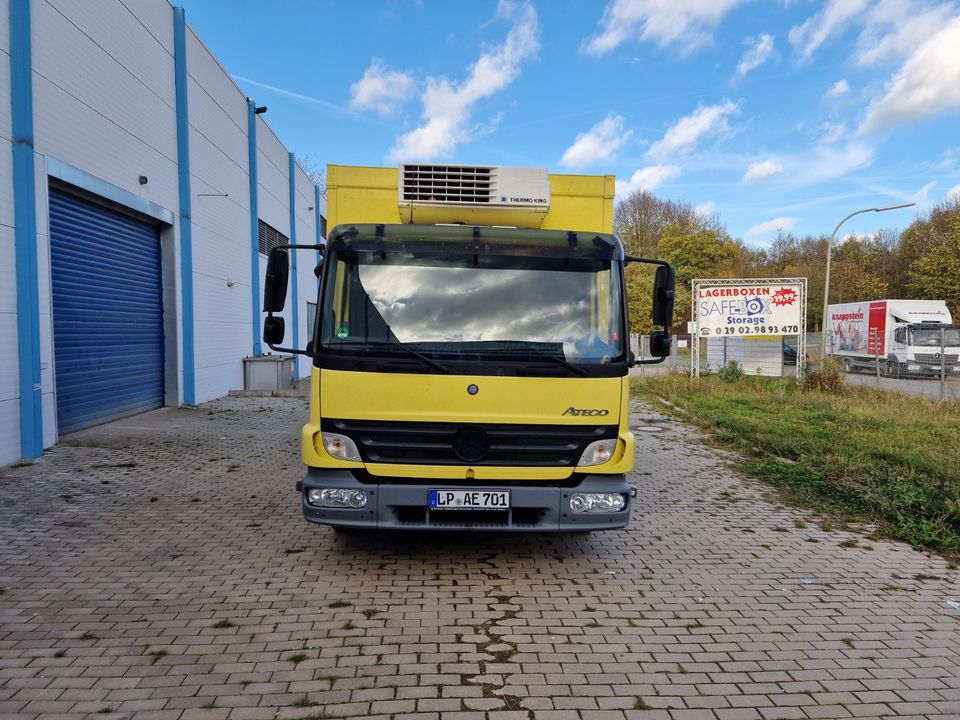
[842, 357, 854, 374]
[886, 359, 900, 378]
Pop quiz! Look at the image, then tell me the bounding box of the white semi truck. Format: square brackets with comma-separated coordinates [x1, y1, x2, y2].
[828, 299, 960, 376]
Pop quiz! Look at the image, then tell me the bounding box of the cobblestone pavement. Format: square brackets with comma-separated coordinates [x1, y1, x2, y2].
[1, 396, 959, 720]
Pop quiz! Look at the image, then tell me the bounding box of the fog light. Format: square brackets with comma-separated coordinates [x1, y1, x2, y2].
[569, 492, 626, 513]
[578, 439, 617, 467]
[907, 364, 921, 371]
[321, 432, 361, 461]
[307, 488, 368, 508]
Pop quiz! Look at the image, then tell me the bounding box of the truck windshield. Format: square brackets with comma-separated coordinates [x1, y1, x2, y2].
[318, 249, 624, 364]
[910, 326, 960, 347]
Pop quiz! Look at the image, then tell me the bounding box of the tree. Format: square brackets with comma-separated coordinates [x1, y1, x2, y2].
[903, 199, 960, 318]
[297, 154, 326, 196]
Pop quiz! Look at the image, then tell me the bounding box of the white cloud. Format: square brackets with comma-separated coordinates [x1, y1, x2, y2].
[861, 16, 960, 133]
[793, 142, 876, 184]
[746, 217, 799, 237]
[647, 101, 739, 160]
[616, 165, 681, 197]
[913, 180, 938, 207]
[824, 79, 850, 99]
[388, 1, 539, 162]
[947, 183, 960, 201]
[560, 114, 633, 169]
[854, 0, 956, 67]
[788, 0, 868, 61]
[818, 121, 849, 144]
[743, 159, 783, 183]
[733, 33, 774, 82]
[349, 60, 415, 116]
[695, 200, 717, 217]
[583, 0, 745, 56]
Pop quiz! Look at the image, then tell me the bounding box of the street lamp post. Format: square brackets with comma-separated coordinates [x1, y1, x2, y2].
[821, 203, 915, 357]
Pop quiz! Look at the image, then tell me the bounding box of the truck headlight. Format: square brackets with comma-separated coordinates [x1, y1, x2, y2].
[570, 493, 626, 513]
[907, 364, 921, 371]
[307, 488, 367, 508]
[321, 432, 361, 461]
[578, 439, 617, 467]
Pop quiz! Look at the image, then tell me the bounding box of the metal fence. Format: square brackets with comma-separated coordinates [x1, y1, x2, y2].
[630, 329, 959, 401]
[825, 327, 960, 402]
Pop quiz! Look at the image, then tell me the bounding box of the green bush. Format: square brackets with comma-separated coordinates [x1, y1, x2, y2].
[718, 360, 743, 382]
[803, 358, 844, 393]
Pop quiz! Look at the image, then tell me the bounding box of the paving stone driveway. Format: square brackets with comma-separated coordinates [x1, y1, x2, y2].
[1, 396, 958, 720]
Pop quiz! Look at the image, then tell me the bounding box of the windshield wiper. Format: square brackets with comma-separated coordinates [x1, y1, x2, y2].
[541, 355, 589, 377]
[336, 340, 448, 374]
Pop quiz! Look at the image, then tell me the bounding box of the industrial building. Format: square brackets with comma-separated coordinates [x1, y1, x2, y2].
[1, 0, 325, 465]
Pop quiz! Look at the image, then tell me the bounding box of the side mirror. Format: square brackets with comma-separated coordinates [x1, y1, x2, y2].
[313, 255, 324, 278]
[650, 330, 671, 359]
[263, 316, 285, 345]
[263, 248, 289, 312]
[652, 264, 675, 327]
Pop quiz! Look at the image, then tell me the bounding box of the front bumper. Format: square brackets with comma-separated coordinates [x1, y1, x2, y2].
[299, 468, 632, 531]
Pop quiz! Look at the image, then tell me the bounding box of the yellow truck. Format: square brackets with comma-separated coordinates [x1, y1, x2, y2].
[262, 164, 674, 531]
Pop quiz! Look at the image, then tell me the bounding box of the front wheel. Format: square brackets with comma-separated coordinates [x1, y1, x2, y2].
[842, 357, 854, 374]
[886, 359, 900, 378]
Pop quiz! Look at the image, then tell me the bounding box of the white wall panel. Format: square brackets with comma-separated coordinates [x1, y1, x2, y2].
[0, 226, 18, 404]
[32, 0, 179, 212]
[115, 0, 175, 52]
[0, 25, 11, 144]
[0, 398, 20, 466]
[46, 0, 174, 101]
[0, 136, 13, 232]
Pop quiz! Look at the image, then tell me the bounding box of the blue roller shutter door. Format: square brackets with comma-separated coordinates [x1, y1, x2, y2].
[49, 189, 165, 433]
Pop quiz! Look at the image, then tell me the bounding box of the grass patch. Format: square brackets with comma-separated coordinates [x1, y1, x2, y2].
[632, 376, 960, 556]
[361, 608, 380, 619]
[78, 631, 100, 641]
[634, 696, 653, 710]
[290, 696, 319, 707]
[287, 652, 309, 665]
[327, 600, 352, 608]
[211, 619, 237, 629]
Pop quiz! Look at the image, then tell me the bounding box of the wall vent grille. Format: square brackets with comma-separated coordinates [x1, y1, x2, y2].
[258, 219, 288, 255]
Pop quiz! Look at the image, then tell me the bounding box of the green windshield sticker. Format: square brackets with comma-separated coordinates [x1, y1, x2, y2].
[336, 325, 349, 340]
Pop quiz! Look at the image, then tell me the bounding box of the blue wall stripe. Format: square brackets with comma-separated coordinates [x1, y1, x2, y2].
[10, 0, 43, 458]
[173, 7, 196, 405]
[288, 152, 300, 377]
[247, 101, 262, 356]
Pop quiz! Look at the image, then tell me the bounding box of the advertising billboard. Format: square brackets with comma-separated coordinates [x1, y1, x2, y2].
[694, 280, 805, 337]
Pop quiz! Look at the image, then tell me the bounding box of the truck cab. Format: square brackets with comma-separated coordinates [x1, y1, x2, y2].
[261, 165, 674, 532]
[890, 322, 960, 376]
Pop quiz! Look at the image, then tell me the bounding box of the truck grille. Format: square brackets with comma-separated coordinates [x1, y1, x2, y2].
[913, 353, 959, 365]
[324, 419, 616, 466]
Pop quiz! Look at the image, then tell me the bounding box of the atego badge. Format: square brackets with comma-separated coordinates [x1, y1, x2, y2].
[562, 407, 610, 416]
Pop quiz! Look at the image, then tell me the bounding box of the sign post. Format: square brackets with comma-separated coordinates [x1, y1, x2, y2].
[691, 278, 807, 378]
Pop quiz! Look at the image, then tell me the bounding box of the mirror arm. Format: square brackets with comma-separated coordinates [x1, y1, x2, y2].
[624, 255, 669, 269]
[264, 343, 312, 357]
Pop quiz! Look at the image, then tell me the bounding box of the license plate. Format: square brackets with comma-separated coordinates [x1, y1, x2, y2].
[429, 489, 510, 510]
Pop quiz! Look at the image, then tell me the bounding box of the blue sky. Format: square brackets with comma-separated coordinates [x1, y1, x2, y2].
[179, 0, 960, 245]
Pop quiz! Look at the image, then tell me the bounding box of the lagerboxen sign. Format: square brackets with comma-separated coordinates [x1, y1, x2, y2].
[695, 281, 804, 336]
